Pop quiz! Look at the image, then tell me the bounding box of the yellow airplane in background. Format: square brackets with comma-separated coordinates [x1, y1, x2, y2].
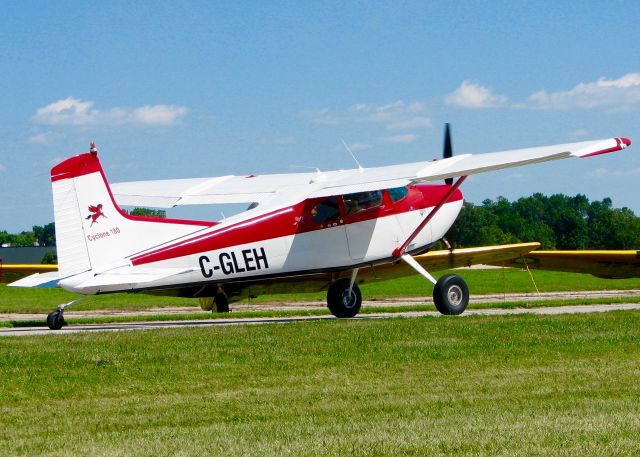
[3, 243, 640, 288]
[0, 263, 58, 285]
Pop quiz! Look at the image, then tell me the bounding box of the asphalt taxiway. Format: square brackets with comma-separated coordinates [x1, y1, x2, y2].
[2, 303, 640, 337]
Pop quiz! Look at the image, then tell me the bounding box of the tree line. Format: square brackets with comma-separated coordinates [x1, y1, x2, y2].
[0, 208, 166, 248]
[1, 199, 637, 253]
[0, 223, 56, 248]
[447, 193, 640, 250]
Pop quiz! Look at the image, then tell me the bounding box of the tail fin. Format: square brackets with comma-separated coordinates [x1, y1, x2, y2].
[51, 147, 213, 277]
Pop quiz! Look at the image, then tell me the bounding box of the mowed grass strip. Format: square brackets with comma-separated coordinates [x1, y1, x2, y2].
[2, 268, 640, 314]
[1, 312, 639, 456]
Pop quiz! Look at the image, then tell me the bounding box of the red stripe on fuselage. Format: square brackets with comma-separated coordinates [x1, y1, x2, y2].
[130, 184, 463, 266]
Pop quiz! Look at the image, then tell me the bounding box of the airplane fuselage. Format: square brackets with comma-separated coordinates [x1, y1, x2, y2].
[60, 183, 463, 297]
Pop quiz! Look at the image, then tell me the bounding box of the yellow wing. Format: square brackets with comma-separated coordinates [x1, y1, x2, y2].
[352, 242, 541, 283]
[490, 250, 640, 279]
[0, 264, 58, 284]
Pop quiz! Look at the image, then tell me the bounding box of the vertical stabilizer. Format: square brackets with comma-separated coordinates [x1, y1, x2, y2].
[50, 146, 213, 276]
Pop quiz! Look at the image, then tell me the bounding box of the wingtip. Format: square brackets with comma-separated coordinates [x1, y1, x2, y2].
[578, 137, 632, 158]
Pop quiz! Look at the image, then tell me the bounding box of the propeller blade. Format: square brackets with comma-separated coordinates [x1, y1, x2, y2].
[443, 123, 453, 185]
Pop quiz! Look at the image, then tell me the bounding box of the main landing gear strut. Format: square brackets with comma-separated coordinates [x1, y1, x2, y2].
[325, 264, 469, 318]
[400, 254, 470, 315]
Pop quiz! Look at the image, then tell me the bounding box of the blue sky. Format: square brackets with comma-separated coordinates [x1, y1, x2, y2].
[1, 1, 639, 232]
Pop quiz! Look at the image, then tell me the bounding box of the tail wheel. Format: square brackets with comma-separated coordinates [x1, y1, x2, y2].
[433, 274, 469, 315]
[327, 278, 362, 318]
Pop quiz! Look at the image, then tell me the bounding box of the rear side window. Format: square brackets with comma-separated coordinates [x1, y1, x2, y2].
[343, 191, 383, 216]
[311, 197, 340, 223]
[388, 186, 408, 202]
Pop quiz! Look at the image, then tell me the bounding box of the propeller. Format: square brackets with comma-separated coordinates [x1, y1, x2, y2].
[443, 123, 453, 185]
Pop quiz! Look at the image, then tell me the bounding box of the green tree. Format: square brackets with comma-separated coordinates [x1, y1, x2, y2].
[32, 223, 56, 246]
[129, 208, 166, 218]
[41, 251, 57, 264]
[447, 193, 638, 250]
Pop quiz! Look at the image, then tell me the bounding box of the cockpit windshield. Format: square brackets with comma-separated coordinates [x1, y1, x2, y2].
[388, 186, 408, 202]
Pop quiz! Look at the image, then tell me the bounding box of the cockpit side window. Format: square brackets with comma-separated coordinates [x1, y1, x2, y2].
[311, 197, 340, 223]
[388, 186, 409, 203]
[343, 190, 383, 216]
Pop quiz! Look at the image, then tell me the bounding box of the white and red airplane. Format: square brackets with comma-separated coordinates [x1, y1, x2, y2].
[10, 128, 632, 329]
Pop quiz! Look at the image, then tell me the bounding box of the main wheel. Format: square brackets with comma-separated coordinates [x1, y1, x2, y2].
[46, 310, 65, 330]
[433, 274, 469, 315]
[198, 297, 215, 311]
[214, 293, 230, 313]
[327, 278, 362, 318]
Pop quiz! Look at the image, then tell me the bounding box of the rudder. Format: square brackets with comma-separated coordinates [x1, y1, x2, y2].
[51, 145, 213, 277]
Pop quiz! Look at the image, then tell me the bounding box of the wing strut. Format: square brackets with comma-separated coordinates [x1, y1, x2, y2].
[401, 254, 437, 285]
[392, 175, 467, 258]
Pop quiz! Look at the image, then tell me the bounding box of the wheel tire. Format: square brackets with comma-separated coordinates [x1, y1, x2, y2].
[214, 293, 230, 313]
[198, 297, 215, 311]
[327, 278, 362, 318]
[433, 274, 469, 315]
[46, 310, 65, 330]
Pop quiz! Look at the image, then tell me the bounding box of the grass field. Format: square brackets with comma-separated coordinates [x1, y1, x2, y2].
[1, 312, 639, 455]
[2, 267, 640, 314]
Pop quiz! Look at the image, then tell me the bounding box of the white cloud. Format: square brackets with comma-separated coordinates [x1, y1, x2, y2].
[305, 100, 432, 131]
[32, 97, 188, 127]
[29, 130, 64, 145]
[386, 116, 432, 131]
[569, 129, 590, 139]
[526, 73, 640, 110]
[587, 167, 640, 178]
[130, 105, 188, 125]
[348, 142, 373, 151]
[0, 163, 5, 172]
[445, 81, 508, 108]
[378, 134, 418, 144]
[502, 173, 525, 182]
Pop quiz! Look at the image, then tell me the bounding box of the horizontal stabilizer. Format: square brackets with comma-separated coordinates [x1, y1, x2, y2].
[72, 267, 195, 289]
[9, 271, 66, 288]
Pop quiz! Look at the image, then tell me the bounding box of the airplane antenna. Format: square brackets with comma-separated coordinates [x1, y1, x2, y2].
[341, 139, 364, 172]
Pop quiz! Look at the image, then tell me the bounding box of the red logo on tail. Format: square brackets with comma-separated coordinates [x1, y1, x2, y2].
[86, 204, 106, 226]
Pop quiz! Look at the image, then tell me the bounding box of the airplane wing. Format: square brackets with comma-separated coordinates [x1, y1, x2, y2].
[411, 242, 542, 272]
[110, 173, 318, 207]
[490, 250, 640, 279]
[348, 242, 542, 283]
[0, 264, 58, 285]
[110, 137, 630, 208]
